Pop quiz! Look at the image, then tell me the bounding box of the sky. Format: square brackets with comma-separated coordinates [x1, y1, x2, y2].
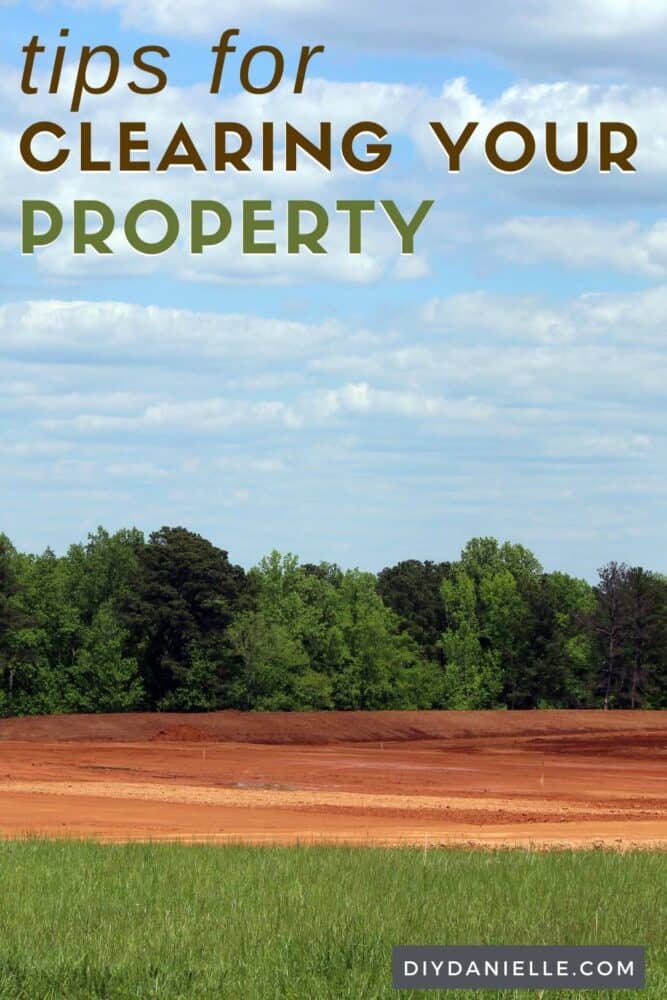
[1, 0, 666, 578]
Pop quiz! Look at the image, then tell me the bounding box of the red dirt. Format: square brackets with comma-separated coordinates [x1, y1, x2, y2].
[153, 724, 207, 742]
[1, 710, 667, 849]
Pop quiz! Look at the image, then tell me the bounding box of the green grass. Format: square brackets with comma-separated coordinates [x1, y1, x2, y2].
[0, 842, 664, 999]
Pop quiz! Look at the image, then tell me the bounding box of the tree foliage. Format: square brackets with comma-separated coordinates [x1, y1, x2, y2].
[1, 527, 665, 716]
[377, 559, 450, 662]
[118, 526, 252, 709]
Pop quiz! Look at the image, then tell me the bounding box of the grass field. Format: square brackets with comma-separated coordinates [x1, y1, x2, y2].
[0, 843, 664, 999]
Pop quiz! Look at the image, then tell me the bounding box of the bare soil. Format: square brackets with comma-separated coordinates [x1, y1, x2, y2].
[1, 710, 666, 849]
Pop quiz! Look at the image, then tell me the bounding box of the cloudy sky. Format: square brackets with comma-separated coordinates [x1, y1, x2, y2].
[1, 0, 665, 577]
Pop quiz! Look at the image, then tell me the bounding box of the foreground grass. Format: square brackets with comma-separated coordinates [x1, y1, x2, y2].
[0, 842, 664, 999]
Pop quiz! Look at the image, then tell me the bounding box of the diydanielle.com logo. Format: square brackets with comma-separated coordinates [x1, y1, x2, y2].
[392, 946, 646, 990]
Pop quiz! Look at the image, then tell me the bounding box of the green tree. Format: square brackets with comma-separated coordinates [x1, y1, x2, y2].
[523, 573, 595, 708]
[227, 610, 315, 710]
[227, 552, 336, 710]
[459, 537, 542, 584]
[480, 569, 532, 707]
[118, 526, 252, 709]
[66, 526, 144, 627]
[377, 559, 451, 663]
[334, 570, 429, 710]
[441, 538, 543, 708]
[643, 573, 667, 708]
[4, 548, 81, 715]
[228, 554, 435, 711]
[440, 570, 502, 709]
[592, 562, 632, 709]
[0, 535, 30, 714]
[67, 602, 144, 712]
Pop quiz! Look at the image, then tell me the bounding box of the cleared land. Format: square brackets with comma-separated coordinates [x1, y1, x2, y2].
[1, 710, 667, 848]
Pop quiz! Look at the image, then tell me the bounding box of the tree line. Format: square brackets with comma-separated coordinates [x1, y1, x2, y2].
[0, 526, 665, 717]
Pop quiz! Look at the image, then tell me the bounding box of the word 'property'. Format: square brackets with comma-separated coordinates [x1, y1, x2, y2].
[22, 199, 435, 256]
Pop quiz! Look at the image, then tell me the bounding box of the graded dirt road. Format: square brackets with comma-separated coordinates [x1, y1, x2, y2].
[1, 711, 667, 849]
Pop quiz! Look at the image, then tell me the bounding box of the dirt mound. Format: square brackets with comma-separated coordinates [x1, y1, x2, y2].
[2, 709, 667, 746]
[529, 731, 667, 758]
[152, 725, 206, 743]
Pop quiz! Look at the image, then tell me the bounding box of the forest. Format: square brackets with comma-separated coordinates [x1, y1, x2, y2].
[0, 526, 665, 717]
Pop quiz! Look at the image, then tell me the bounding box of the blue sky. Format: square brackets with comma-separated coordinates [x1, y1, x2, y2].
[1, 0, 666, 578]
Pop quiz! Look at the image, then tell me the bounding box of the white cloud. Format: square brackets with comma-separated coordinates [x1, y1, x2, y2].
[2, 293, 664, 450]
[488, 217, 667, 277]
[38, 383, 496, 435]
[71, 0, 667, 76]
[419, 286, 667, 348]
[0, 299, 344, 362]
